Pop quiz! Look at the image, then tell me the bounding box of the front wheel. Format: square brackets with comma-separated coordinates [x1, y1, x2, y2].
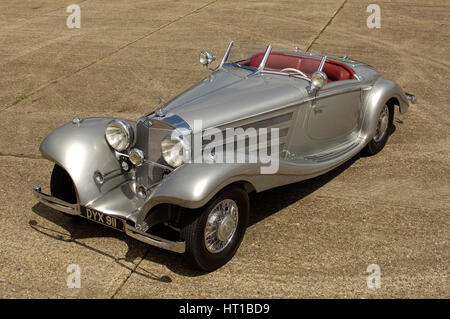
[181, 187, 250, 272]
[364, 102, 394, 155]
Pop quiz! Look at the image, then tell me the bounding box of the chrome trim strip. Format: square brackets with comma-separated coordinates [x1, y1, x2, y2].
[239, 112, 293, 131]
[204, 103, 305, 132]
[32, 185, 79, 215]
[304, 141, 359, 163]
[316, 85, 372, 100]
[125, 224, 186, 253]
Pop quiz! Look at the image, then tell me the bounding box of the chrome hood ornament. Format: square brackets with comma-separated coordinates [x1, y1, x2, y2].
[155, 97, 167, 117]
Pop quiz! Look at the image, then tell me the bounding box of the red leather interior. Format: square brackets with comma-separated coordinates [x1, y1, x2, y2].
[244, 51, 354, 82]
[248, 52, 302, 70]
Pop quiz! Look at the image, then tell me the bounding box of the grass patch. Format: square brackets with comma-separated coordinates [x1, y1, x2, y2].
[12, 94, 29, 105]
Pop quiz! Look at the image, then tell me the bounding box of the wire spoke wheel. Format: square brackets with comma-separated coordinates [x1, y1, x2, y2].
[204, 199, 239, 254]
[373, 104, 390, 142]
[364, 101, 394, 156]
[181, 186, 249, 271]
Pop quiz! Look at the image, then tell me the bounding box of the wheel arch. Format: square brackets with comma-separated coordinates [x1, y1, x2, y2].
[137, 163, 259, 227]
[361, 77, 409, 141]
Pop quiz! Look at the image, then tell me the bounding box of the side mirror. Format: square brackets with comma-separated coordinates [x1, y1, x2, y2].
[308, 71, 327, 93]
[199, 50, 216, 67]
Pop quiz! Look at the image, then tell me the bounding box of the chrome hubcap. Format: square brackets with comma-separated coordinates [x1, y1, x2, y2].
[374, 104, 389, 142]
[204, 199, 239, 254]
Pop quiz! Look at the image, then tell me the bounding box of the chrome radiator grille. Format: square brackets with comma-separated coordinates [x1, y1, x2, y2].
[135, 118, 174, 189]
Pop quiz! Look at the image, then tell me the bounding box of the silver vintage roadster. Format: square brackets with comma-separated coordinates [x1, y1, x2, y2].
[33, 41, 416, 271]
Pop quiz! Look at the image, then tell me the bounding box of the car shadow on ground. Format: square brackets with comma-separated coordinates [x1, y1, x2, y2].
[30, 150, 365, 279]
[248, 154, 360, 227]
[30, 204, 176, 283]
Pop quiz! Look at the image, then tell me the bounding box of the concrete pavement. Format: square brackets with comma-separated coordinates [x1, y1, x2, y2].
[0, 0, 448, 298]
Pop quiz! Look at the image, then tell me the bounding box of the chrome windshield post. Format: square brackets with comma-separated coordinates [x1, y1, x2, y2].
[248, 44, 272, 78]
[257, 44, 272, 72]
[318, 55, 327, 71]
[218, 41, 234, 69]
[307, 55, 328, 94]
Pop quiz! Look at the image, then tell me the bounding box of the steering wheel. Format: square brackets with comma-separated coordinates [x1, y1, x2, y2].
[280, 68, 308, 78]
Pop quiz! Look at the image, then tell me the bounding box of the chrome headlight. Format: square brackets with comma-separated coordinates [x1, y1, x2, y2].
[311, 71, 327, 88]
[199, 50, 216, 66]
[105, 119, 134, 152]
[161, 133, 190, 168]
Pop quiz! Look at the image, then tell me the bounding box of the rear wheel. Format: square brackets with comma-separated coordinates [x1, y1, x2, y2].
[364, 102, 394, 155]
[50, 164, 77, 216]
[181, 187, 250, 272]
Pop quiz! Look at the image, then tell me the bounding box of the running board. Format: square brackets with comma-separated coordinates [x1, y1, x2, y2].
[304, 141, 360, 163]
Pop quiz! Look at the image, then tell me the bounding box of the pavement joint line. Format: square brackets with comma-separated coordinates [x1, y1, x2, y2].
[0, 278, 66, 297]
[110, 249, 150, 299]
[6, 0, 91, 21]
[325, 27, 450, 69]
[0, 0, 219, 113]
[306, 0, 347, 52]
[0, 0, 91, 55]
[29, 221, 170, 289]
[312, 194, 445, 213]
[0, 153, 42, 160]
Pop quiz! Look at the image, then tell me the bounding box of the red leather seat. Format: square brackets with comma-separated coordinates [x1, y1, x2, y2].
[322, 62, 353, 81]
[249, 51, 301, 70]
[246, 51, 354, 82]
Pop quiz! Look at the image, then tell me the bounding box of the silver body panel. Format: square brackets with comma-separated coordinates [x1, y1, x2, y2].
[33, 50, 414, 252]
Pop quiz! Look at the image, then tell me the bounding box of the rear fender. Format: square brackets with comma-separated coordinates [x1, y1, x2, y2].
[361, 77, 409, 140]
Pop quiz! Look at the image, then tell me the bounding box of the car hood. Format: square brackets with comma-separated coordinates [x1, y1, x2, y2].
[160, 66, 309, 131]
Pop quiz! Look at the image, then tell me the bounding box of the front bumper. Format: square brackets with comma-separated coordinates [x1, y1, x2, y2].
[32, 185, 186, 253]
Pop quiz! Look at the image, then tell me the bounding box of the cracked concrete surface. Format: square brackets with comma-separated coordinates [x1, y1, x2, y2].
[0, 0, 448, 298]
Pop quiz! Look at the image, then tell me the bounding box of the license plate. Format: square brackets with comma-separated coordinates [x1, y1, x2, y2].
[79, 206, 124, 231]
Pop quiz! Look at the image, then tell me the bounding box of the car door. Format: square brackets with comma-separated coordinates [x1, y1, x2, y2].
[306, 81, 363, 146]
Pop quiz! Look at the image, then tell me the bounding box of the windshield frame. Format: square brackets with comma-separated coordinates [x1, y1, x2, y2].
[219, 41, 312, 82]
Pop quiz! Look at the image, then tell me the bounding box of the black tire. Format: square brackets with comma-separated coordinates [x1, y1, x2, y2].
[180, 186, 250, 272]
[50, 164, 77, 216]
[364, 101, 394, 156]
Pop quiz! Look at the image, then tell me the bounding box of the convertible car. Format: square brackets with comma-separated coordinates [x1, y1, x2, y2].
[33, 41, 416, 271]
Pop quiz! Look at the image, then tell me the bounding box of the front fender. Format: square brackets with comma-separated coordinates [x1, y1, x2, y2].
[39, 117, 135, 206]
[137, 163, 258, 225]
[361, 77, 409, 140]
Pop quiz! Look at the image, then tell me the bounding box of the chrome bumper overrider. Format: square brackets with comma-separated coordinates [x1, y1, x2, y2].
[124, 226, 185, 253]
[32, 185, 79, 215]
[32, 185, 186, 253]
[405, 92, 417, 104]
